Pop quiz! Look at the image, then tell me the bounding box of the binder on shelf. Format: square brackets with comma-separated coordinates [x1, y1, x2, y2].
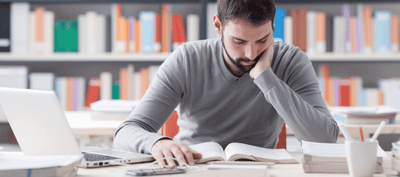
[29, 72, 54, 91]
[10, 2, 29, 54]
[54, 20, 78, 53]
[0, 66, 28, 89]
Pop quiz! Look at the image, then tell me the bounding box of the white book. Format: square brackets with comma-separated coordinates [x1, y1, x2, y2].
[307, 11, 316, 55]
[189, 142, 297, 164]
[334, 16, 345, 54]
[379, 79, 400, 112]
[78, 15, 86, 53]
[60, 77, 67, 111]
[355, 77, 363, 106]
[207, 3, 219, 39]
[148, 65, 160, 85]
[343, 4, 352, 53]
[111, 4, 117, 54]
[44, 11, 54, 54]
[86, 11, 97, 54]
[29, 12, 37, 54]
[133, 72, 141, 100]
[100, 72, 112, 100]
[127, 64, 135, 100]
[78, 77, 86, 111]
[0, 66, 28, 89]
[357, 3, 365, 53]
[97, 15, 106, 53]
[29, 72, 54, 91]
[10, 2, 29, 54]
[187, 14, 200, 42]
[284, 16, 293, 45]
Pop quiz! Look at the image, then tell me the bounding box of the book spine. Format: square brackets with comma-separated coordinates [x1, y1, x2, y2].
[140, 11, 155, 54]
[273, 7, 285, 43]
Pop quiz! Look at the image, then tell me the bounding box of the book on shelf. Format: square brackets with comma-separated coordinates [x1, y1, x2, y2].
[0, 66, 28, 89]
[190, 142, 298, 164]
[392, 141, 400, 172]
[379, 79, 400, 112]
[54, 20, 78, 53]
[329, 106, 398, 124]
[89, 99, 140, 120]
[273, 7, 285, 43]
[54, 77, 85, 111]
[301, 140, 386, 173]
[10, 2, 29, 54]
[29, 72, 54, 91]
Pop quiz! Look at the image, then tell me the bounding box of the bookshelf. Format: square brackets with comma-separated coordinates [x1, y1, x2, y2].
[0, 53, 170, 62]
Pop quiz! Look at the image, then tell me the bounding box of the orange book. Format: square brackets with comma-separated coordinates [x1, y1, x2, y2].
[162, 111, 179, 139]
[321, 64, 329, 78]
[364, 6, 372, 49]
[324, 77, 330, 105]
[328, 78, 334, 106]
[392, 16, 399, 46]
[125, 18, 129, 53]
[119, 68, 128, 100]
[291, 9, 307, 52]
[36, 7, 45, 42]
[350, 17, 356, 53]
[135, 20, 140, 53]
[378, 90, 384, 105]
[85, 78, 101, 108]
[161, 4, 169, 53]
[140, 68, 149, 98]
[116, 4, 122, 41]
[155, 14, 161, 53]
[67, 77, 73, 111]
[118, 17, 125, 52]
[316, 12, 326, 54]
[350, 78, 356, 106]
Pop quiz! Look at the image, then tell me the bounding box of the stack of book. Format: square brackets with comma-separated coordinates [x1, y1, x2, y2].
[301, 140, 386, 173]
[329, 106, 398, 124]
[392, 141, 400, 172]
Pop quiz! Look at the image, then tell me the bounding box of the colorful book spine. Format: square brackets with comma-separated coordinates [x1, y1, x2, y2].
[129, 18, 136, 53]
[364, 6, 372, 53]
[274, 7, 285, 43]
[375, 11, 391, 53]
[392, 15, 399, 52]
[112, 82, 120, 99]
[155, 14, 161, 53]
[316, 12, 326, 54]
[139, 11, 155, 54]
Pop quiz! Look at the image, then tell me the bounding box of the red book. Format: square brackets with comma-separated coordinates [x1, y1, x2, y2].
[177, 14, 186, 43]
[340, 78, 351, 106]
[85, 78, 100, 108]
[162, 111, 179, 139]
[155, 14, 161, 53]
[171, 14, 179, 50]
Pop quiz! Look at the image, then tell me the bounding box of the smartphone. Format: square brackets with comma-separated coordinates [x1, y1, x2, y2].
[126, 168, 186, 176]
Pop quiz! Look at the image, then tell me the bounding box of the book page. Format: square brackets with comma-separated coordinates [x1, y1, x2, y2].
[189, 142, 225, 163]
[224, 143, 294, 162]
[302, 140, 387, 157]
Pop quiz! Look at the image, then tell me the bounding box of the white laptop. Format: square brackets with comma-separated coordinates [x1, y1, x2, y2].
[0, 87, 153, 168]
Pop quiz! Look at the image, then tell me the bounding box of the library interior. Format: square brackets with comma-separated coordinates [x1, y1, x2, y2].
[1, 0, 400, 176]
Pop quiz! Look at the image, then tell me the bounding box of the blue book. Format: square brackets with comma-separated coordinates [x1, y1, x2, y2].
[375, 11, 391, 53]
[273, 7, 285, 43]
[361, 88, 367, 106]
[318, 78, 325, 100]
[140, 11, 155, 54]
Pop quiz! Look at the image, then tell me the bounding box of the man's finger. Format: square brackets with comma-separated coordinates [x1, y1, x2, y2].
[171, 146, 187, 166]
[163, 151, 176, 168]
[192, 149, 203, 159]
[180, 146, 195, 166]
[154, 152, 166, 168]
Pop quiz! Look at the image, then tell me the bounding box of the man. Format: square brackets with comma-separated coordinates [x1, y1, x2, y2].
[114, 0, 339, 168]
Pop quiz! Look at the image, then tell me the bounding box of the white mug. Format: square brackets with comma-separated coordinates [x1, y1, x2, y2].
[345, 139, 378, 177]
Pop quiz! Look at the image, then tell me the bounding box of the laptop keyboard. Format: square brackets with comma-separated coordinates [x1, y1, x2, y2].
[82, 152, 122, 161]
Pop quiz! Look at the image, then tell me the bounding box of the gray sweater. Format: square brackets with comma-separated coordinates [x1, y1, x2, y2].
[114, 38, 339, 154]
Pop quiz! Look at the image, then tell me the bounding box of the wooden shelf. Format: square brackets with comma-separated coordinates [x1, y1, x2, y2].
[309, 53, 400, 62]
[0, 53, 171, 62]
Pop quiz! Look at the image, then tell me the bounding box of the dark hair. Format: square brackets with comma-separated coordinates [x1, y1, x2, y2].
[217, 0, 276, 31]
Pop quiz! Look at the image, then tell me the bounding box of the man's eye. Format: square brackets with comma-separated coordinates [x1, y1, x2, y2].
[235, 40, 245, 45]
[257, 40, 267, 44]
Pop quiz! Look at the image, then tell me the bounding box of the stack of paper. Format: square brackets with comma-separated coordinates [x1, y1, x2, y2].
[330, 106, 398, 124]
[391, 141, 400, 172]
[301, 140, 386, 173]
[0, 152, 82, 177]
[90, 99, 140, 120]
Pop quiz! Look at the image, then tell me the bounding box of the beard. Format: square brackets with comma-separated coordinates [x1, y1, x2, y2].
[221, 33, 267, 74]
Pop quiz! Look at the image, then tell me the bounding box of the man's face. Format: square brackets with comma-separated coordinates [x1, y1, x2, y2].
[219, 17, 274, 74]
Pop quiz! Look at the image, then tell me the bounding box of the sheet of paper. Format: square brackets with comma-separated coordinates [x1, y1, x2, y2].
[224, 143, 293, 161]
[329, 106, 397, 114]
[189, 142, 225, 161]
[0, 152, 83, 170]
[302, 140, 387, 157]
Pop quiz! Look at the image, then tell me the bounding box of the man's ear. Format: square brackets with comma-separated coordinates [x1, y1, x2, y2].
[213, 14, 222, 36]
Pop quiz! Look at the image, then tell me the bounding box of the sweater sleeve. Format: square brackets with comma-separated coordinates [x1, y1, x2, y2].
[113, 46, 187, 154]
[253, 47, 339, 144]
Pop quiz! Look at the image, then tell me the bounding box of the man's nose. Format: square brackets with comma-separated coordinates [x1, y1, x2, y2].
[245, 43, 258, 60]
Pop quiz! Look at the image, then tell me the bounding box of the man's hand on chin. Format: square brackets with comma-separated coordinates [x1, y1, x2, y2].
[249, 43, 275, 79]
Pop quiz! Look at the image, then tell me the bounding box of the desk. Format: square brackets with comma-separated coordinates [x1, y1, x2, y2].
[77, 152, 398, 177]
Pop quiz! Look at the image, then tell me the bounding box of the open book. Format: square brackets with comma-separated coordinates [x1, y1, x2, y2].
[189, 142, 298, 164]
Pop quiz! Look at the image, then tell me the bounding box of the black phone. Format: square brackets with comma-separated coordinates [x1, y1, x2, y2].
[126, 168, 186, 176]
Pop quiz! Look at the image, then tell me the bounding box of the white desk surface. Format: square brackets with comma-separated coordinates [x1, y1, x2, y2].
[77, 152, 397, 177]
[65, 111, 400, 138]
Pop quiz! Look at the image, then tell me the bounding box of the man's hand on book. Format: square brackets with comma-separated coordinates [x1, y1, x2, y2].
[151, 139, 202, 168]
